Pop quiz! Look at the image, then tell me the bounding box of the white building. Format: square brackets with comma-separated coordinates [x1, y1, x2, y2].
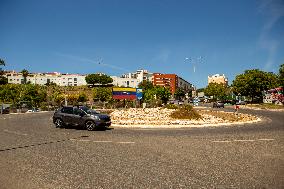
[208, 74, 228, 86]
[7, 72, 87, 86]
[111, 76, 139, 88]
[121, 69, 153, 83]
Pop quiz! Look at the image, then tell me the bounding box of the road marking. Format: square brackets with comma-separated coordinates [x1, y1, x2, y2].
[3, 129, 28, 136]
[117, 142, 135, 144]
[93, 141, 113, 143]
[77, 139, 91, 142]
[212, 140, 231, 143]
[258, 139, 275, 141]
[233, 139, 255, 142]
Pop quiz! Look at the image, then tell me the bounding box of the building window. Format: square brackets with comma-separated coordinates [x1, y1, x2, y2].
[74, 78, 77, 81]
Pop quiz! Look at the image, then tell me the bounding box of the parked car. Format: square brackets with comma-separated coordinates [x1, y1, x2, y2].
[53, 106, 111, 131]
[236, 101, 246, 105]
[213, 102, 224, 108]
[1, 107, 10, 114]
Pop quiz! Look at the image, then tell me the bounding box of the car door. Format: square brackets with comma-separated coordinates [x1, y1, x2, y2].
[61, 107, 74, 124]
[73, 107, 86, 126]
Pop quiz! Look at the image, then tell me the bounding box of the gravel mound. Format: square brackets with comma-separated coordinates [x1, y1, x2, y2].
[110, 108, 260, 128]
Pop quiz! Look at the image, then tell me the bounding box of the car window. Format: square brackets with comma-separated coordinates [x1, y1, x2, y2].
[74, 108, 84, 115]
[80, 106, 98, 114]
[61, 107, 73, 114]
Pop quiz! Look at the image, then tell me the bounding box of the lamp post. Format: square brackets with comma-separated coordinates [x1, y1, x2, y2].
[185, 56, 203, 73]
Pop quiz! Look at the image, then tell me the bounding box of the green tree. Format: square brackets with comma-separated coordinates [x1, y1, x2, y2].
[174, 88, 186, 100]
[93, 87, 112, 102]
[0, 58, 8, 85]
[278, 64, 284, 87]
[155, 86, 171, 104]
[21, 84, 47, 107]
[78, 92, 88, 103]
[85, 74, 113, 86]
[232, 69, 278, 102]
[138, 80, 154, 90]
[21, 69, 29, 84]
[143, 86, 171, 104]
[0, 84, 20, 104]
[99, 74, 113, 85]
[204, 83, 227, 100]
[0, 58, 5, 66]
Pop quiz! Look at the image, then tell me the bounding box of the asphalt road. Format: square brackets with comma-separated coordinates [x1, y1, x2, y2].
[0, 108, 283, 189]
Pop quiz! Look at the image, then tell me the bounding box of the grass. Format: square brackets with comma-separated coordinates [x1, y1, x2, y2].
[170, 105, 201, 120]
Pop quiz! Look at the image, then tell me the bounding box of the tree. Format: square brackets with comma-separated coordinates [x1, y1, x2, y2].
[174, 88, 186, 100]
[155, 86, 171, 104]
[0, 58, 8, 85]
[0, 58, 5, 66]
[138, 80, 154, 90]
[143, 86, 171, 105]
[204, 83, 227, 100]
[278, 64, 284, 87]
[21, 69, 29, 84]
[232, 69, 278, 102]
[85, 74, 113, 86]
[93, 87, 112, 102]
[78, 92, 88, 103]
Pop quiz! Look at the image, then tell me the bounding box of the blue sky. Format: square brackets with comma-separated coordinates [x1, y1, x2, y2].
[0, 0, 283, 88]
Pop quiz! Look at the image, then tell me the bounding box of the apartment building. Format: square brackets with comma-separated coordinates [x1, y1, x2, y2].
[121, 69, 153, 83]
[7, 72, 87, 86]
[153, 73, 193, 95]
[208, 74, 228, 86]
[111, 76, 139, 88]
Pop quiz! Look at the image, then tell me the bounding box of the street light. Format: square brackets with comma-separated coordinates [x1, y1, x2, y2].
[185, 56, 204, 73]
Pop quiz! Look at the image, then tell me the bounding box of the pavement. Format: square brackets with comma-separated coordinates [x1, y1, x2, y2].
[0, 108, 283, 189]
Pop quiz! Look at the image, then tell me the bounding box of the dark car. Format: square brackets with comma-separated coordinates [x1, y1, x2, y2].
[53, 106, 111, 131]
[213, 102, 224, 108]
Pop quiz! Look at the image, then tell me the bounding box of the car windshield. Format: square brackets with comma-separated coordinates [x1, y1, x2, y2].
[80, 106, 98, 114]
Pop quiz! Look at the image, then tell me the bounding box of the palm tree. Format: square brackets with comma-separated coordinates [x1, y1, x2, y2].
[21, 69, 29, 84]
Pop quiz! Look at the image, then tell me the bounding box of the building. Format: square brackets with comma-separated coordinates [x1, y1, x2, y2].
[110, 76, 139, 88]
[110, 69, 153, 88]
[7, 72, 87, 86]
[153, 73, 193, 95]
[208, 74, 228, 86]
[121, 69, 153, 83]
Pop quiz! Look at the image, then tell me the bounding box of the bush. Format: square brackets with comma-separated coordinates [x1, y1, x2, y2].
[164, 104, 178, 109]
[170, 105, 201, 120]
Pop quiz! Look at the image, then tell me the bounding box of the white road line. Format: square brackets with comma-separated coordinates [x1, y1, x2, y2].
[93, 141, 113, 143]
[212, 140, 231, 143]
[258, 139, 275, 141]
[3, 129, 28, 136]
[233, 139, 255, 142]
[77, 139, 91, 142]
[117, 142, 135, 144]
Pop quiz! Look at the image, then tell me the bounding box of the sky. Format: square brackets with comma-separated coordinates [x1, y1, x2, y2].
[0, 0, 284, 88]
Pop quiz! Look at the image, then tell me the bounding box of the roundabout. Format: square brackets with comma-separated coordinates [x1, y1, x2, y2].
[110, 107, 262, 128]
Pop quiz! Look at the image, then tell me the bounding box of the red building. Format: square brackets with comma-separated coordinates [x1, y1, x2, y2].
[153, 73, 193, 95]
[153, 73, 178, 94]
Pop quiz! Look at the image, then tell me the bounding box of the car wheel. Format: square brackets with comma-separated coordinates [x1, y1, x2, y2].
[85, 120, 96, 131]
[54, 118, 64, 128]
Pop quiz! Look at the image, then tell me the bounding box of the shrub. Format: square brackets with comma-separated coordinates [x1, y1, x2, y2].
[164, 104, 178, 109]
[170, 105, 201, 120]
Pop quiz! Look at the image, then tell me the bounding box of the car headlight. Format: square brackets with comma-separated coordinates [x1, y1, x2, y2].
[91, 115, 100, 120]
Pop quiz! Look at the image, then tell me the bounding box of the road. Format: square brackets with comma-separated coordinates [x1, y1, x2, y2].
[0, 108, 283, 189]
